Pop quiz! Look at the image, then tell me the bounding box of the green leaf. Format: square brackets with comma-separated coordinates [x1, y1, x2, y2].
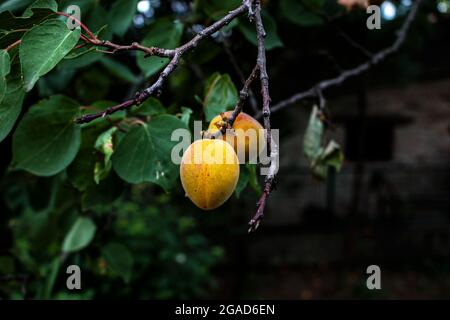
[279, 0, 324, 27]
[203, 73, 237, 121]
[87, 4, 112, 39]
[303, 105, 324, 160]
[0, 74, 25, 142]
[0, 0, 34, 13]
[81, 172, 123, 211]
[62, 217, 96, 253]
[0, 50, 11, 76]
[23, 0, 58, 17]
[0, 7, 57, 31]
[99, 57, 138, 84]
[101, 243, 134, 283]
[0, 50, 11, 106]
[179, 107, 192, 126]
[235, 164, 261, 197]
[137, 19, 184, 78]
[59, 6, 110, 69]
[0, 78, 6, 104]
[94, 127, 117, 184]
[108, 0, 138, 37]
[131, 97, 166, 116]
[37, 66, 75, 96]
[238, 11, 283, 50]
[199, 0, 241, 19]
[67, 148, 96, 192]
[235, 164, 249, 198]
[112, 115, 188, 191]
[20, 19, 81, 91]
[311, 140, 344, 180]
[246, 163, 261, 194]
[74, 68, 112, 103]
[40, 257, 60, 299]
[12, 95, 81, 176]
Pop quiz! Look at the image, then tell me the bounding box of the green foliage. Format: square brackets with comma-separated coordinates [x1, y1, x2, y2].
[12, 95, 81, 176]
[0, 7, 55, 31]
[0, 70, 24, 142]
[0, 49, 10, 103]
[112, 115, 187, 190]
[62, 217, 97, 253]
[94, 127, 116, 184]
[203, 73, 238, 121]
[137, 19, 184, 78]
[0, 0, 362, 300]
[238, 11, 283, 50]
[99, 57, 139, 84]
[235, 164, 260, 198]
[279, 0, 325, 27]
[20, 19, 80, 91]
[101, 243, 133, 283]
[98, 191, 223, 299]
[0, 0, 34, 13]
[22, 0, 57, 18]
[179, 107, 193, 126]
[0, 1, 279, 298]
[108, 0, 139, 37]
[131, 97, 166, 116]
[0, 179, 222, 298]
[198, 0, 242, 19]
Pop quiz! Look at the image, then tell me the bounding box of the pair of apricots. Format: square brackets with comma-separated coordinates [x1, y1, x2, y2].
[180, 111, 264, 210]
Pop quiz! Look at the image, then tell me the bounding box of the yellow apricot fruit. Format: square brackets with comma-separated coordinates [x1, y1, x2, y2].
[208, 111, 264, 163]
[180, 139, 239, 210]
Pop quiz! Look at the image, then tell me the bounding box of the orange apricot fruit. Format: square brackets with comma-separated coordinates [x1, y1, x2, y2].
[180, 139, 239, 210]
[208, 111, 264, 163]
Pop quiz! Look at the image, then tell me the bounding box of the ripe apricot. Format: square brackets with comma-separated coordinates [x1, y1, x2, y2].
[180, 139, 239, 210]
[208, 111, 264, 163]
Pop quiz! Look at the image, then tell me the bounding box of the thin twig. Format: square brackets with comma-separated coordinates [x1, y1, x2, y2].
[75, 3, 249, 124]
[56, 12, 97, 40]
[223, 38, 259, 113]
[269, 0, 422, 115]
[208, 64, 260, 138]
[86, 40, 174, 58]
[5, 39, 21, 52]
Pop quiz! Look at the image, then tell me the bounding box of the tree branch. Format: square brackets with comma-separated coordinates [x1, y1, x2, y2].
[75, 3, 249, 124]
[269, 0, 422, 115]
[248, 0, 276, 233]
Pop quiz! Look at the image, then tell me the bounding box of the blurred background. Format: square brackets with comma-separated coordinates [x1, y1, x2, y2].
[1, 0, 450, 299]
